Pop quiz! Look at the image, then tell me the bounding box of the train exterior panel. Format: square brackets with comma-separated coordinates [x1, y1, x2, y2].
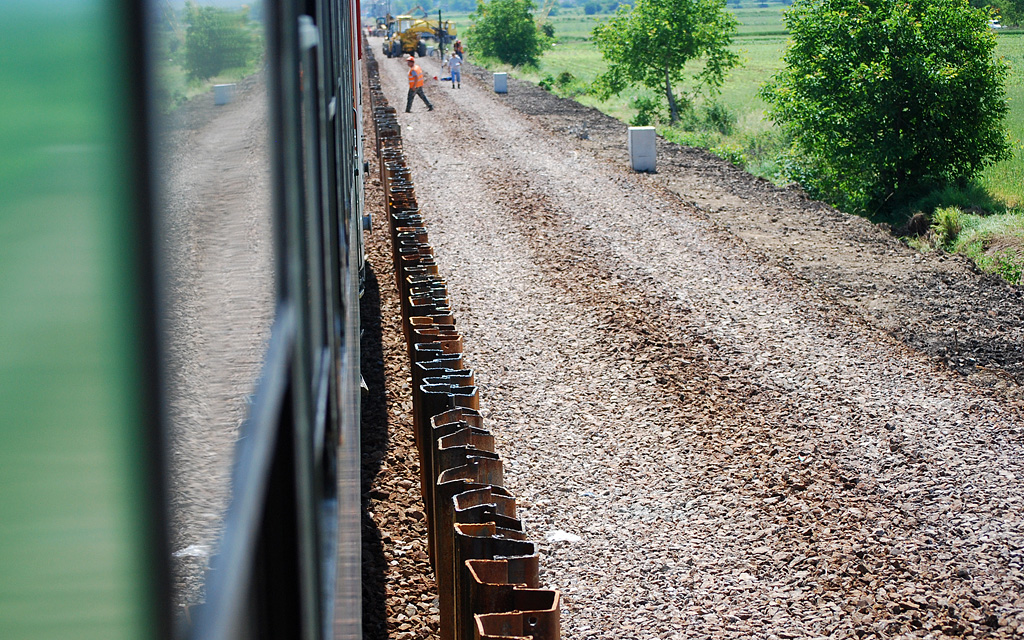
[0, 0, 367, 638]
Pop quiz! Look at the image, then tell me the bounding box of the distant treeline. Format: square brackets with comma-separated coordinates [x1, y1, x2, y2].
[377, 0, 1014, 22]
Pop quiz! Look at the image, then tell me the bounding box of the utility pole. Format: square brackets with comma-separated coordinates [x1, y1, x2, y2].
[438, 9, 445, 60]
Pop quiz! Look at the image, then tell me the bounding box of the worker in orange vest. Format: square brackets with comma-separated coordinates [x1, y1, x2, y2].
[405, 55, 433, 113]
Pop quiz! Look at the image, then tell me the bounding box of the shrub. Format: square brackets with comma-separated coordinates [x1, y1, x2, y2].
[741, 128, 787, 166]
[993, 250, 1024, 284]
[661, 100, 736, 135]
[701, 102, 735, 136]
[538, 70, 591, 97]
[629, 94, 663, 126]
[761, 0, 1011, 215]
[660, 127, 715, 149]
[904, 183, 1002, 219]
[711, 142, 745, 166]
[184, 3, 259, 80]
[931, 206, 965, 247]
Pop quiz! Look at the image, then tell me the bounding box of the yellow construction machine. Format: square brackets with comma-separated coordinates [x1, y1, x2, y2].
[382, 13, 457, 58]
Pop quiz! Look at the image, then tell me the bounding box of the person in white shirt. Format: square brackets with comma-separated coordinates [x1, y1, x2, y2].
[446, 52, 462, 89]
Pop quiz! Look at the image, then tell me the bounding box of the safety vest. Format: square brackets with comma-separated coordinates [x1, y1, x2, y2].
[408, 64, 424, 89]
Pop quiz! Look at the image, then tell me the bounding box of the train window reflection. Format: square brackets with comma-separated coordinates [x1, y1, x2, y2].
[148, 0, 274, 618]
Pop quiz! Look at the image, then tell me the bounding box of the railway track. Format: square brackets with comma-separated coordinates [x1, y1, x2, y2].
[362, 46, 562, 640]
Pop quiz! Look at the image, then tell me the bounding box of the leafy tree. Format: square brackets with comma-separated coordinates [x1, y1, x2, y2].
[990, 0, 1023, 24]
[585, 1, 602, 12]
[761, 0, 1010, 214]
[467, 0, 551, 67]
[184, 2, 259, 80]
[591, 0, 740, 124]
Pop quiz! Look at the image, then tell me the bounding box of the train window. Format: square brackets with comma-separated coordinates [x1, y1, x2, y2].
[145, 1, 275, 622]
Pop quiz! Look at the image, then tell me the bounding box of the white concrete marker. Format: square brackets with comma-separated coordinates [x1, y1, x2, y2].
[628, 126, 656, 172]
[214, 83, 236, 105]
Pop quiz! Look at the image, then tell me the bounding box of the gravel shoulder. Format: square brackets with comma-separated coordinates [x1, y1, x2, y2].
[462, 64, 1024, 389]
[365, 42, 1024, 639]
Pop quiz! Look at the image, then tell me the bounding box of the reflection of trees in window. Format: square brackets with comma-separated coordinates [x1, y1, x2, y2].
[185, 2, 260, 80]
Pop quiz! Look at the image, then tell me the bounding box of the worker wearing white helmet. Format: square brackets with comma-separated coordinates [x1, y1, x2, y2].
[405, 55, 433, 113]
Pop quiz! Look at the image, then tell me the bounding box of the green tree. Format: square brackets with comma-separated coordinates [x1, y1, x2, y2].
[467, 0, 551, 67]
[184, 3, 259, 80]
[591, 0, 740, 124]
[990, 0, 1023, 24]
[760, 0, 1010, 214]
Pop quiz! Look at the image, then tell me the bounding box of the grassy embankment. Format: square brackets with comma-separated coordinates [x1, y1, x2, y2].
[454, 5, 1024, 283]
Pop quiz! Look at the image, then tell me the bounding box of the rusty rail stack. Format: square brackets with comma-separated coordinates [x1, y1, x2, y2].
[364, 46, 561, 640]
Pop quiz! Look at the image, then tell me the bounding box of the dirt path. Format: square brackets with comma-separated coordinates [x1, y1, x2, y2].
[159, 75, 275, 610]
[368, 43, 1024, 639]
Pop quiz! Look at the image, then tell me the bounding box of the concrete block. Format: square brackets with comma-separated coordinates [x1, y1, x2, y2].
[493, 72, 508, 94]
[628, 126, 656, 172]
[214, 83, 236, 106]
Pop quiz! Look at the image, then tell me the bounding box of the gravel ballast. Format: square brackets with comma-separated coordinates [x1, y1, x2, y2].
[361, 41, 1024, 640]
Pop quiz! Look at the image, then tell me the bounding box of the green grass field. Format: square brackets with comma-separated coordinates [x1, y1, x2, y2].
[982, 31, 1024, 208]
